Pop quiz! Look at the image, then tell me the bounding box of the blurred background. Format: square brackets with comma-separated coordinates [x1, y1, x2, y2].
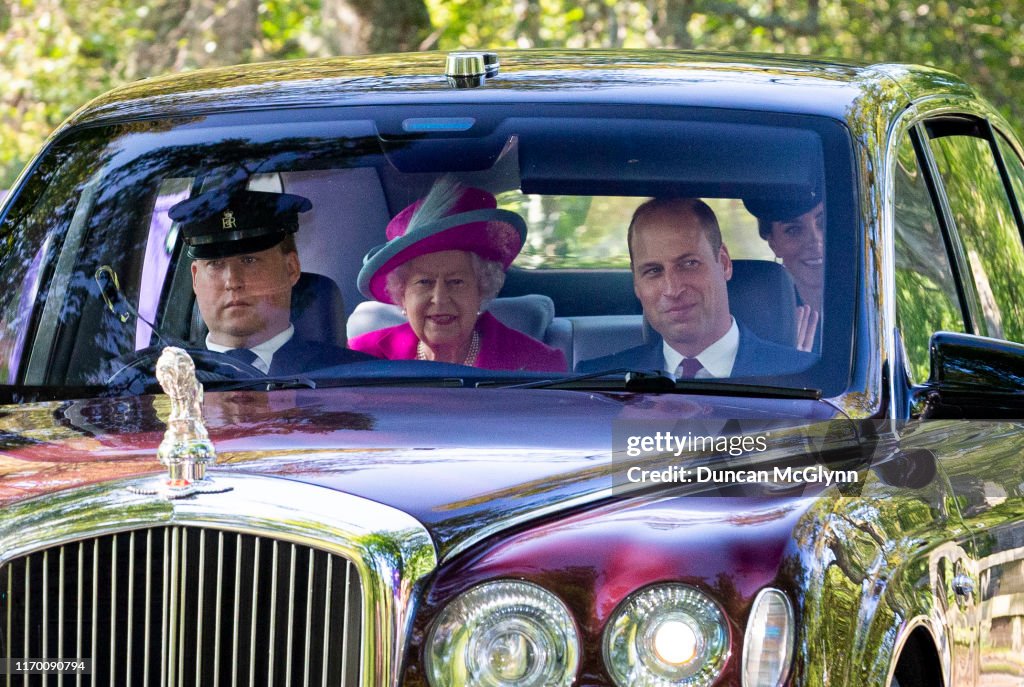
[2, 0, 1023, 188]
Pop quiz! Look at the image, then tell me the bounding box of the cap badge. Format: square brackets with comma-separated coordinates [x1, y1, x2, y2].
[222, 210, 237, 229]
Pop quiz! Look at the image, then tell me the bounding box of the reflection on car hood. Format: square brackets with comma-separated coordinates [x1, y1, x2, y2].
[0, 387, 840, 556]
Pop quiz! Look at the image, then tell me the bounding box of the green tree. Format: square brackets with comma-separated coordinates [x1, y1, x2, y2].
[425, 0, 1024, 141]
[4, 0, 1024, 187]
[0, 0, 431, 187]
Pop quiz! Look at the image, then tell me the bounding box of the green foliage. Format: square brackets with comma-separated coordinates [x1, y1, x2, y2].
[4, 0, 1024, 189]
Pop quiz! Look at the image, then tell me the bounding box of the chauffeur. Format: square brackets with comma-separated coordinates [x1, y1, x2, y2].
[169, 188, 372, 375]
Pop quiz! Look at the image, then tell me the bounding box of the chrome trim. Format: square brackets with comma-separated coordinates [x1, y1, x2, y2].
[91, 545, 99, 686]
[342, 561, 353, 684]
[441, 486, 616, 563]
[58, 547, 64, 671]
[195, 532, 204, 687]
[24, 558, 30, 686]
[248, 537, 259, 687]
[303, 551, 314, 687]
[231, 533, 242, 687]
[110, 536, 117, 684]
[145, 530, 153, 687]
[41, 551, 47, 661]
[741, 587, 794, 687]
[445, 52, 486, 77]
[76, 541, 83, 687]
[268, 539, 278, 686]
[168, 527, 180, 687]
[4, 561, 10, 687]
[213, 531, 223, 687]
[322, 554, 334, 687]
[285, 543, 296, 686]
[0, 474, 438, 687]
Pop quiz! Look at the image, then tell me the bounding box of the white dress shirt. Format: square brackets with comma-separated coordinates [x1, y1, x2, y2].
[206, 324, 295, 374]
[663, 318, 739, 379]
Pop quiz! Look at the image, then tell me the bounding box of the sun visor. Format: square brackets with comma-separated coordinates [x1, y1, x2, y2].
[517, 117, 825, 199]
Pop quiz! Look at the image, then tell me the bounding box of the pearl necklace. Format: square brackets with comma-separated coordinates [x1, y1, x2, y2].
[417, 330, 481, 366]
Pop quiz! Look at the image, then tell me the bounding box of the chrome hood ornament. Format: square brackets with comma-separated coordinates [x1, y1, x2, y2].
[131, 347, 231, 498]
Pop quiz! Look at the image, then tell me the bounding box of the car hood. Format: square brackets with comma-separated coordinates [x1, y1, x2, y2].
[0, 387, 841, 557]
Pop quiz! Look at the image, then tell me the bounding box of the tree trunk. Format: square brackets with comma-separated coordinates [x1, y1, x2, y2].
[321, 0, 431, 55]
[128, 0, 260, 76]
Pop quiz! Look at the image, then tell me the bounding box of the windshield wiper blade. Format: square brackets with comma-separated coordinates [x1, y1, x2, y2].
[206, 376, 318, 392]
[315, 376, 470, 389]
[497, 368, 822, 399]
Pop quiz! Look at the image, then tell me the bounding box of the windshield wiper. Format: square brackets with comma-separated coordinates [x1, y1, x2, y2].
[495, 368, 822, 399]
[205, 376, 318, 392]
[313, 376, 470, 389]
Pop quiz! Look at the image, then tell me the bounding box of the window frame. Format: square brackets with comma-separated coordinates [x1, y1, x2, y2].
[913, 114, 1024, 343]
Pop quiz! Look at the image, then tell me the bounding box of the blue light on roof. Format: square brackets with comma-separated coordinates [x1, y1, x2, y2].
[402, 118, 476, 133]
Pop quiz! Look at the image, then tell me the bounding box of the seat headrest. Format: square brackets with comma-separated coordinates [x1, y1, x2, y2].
[486, 295, 555, 340]
[190, 271, 347, 346]
[347, 294, 556, 341]
[291, 272, 348, 345]
[727, 260, 798, 346]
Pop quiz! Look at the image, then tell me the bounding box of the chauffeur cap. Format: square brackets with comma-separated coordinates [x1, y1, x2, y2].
[169, 189, 312, 259]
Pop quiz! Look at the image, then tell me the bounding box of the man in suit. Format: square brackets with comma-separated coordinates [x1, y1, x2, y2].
[577, 197, 813, 378]
[170, 188, 373, 376]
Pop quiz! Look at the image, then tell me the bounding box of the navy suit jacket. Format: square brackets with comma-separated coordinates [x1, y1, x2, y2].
[576, 322, 814, 377]
[267, 336, 375, 376]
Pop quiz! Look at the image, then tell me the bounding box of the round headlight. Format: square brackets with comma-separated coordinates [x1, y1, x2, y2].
[603, 584, 730, 687]
[742, 588, 794, 687]
[426, 580, 579, 687]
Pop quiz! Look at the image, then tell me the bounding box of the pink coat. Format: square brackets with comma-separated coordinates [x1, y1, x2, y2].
[349, 311, 567, 372]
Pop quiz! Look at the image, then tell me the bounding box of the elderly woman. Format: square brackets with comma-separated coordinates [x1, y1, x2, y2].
[349, 181, 567, 372]
[744, 193, 824, 353]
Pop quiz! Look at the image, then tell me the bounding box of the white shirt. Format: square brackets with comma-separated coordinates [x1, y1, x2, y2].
[206, 324, 295, 374]
[663, 318, 739, 379]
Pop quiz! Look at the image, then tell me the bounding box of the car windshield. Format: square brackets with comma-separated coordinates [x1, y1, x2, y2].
[0, 104, 856, 397]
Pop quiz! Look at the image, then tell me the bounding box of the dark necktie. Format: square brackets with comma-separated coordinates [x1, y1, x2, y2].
[675, 357, 704, 379]
[225, 348, 259, 367]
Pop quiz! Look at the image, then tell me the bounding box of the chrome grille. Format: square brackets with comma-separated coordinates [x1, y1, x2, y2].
[0, 526, 361, 686]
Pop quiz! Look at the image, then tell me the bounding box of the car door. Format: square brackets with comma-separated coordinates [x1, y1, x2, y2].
[892, 123, 980, 685]
[901, 113, 1024, 685]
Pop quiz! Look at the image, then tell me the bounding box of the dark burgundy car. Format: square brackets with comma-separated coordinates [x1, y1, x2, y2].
[1, 50, 1024, 687]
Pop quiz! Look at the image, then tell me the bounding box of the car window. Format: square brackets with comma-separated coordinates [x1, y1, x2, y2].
[927, 120, 1024, 342]
[0, 127, 116, 385]
[504, 194, 772, 269]
[0, 106, 856, 396]
[996, 132, 1024, 225]
[893, 131, 967, 383]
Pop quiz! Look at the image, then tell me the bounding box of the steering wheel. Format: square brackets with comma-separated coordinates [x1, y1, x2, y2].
[106, 347, 264, 393]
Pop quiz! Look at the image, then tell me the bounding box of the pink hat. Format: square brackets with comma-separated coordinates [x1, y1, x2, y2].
[358, 181, 527, 304]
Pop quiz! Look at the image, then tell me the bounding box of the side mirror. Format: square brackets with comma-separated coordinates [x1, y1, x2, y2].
[917, 331, 1024, 418]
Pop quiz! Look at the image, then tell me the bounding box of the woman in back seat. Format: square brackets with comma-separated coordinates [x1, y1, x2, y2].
[744, 194, 824, 353]
[350, 179, 567, 372]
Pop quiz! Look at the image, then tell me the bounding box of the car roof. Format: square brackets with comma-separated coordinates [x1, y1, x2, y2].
[61, 50, 975, 132]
